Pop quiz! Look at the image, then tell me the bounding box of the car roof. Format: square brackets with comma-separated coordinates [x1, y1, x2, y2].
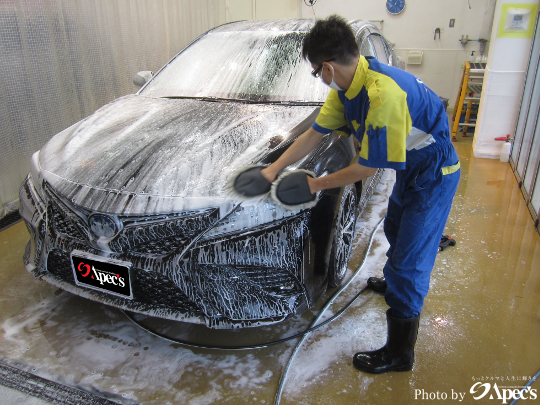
[210, 19, 376, 35]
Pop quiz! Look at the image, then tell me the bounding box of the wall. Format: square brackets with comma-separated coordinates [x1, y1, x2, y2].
[473, 0, 539, 158]
[300, 0, 497, 108]
[0, 0, 226, 218]
[226, 0, 300, 21]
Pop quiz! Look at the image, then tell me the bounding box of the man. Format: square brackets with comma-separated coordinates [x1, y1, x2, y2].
[231, 15, 460, 374]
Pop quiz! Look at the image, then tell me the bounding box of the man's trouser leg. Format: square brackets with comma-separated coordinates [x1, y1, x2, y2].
[354, 141, 460, 373]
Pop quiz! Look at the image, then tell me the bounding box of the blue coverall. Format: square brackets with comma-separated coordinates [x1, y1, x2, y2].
[312, 55, 460, 318]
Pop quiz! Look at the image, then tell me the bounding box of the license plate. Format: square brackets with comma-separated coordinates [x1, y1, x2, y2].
[71, 250, 132, 299]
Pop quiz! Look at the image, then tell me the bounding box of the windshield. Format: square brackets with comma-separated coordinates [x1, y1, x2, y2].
[140, 30, 330, 103]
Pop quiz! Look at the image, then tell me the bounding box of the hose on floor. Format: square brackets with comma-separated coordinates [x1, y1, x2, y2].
[509, 369, 540, 405]
[274, 215, 385, 405]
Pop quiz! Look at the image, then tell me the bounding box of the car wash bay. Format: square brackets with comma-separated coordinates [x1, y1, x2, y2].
[1, 1, 540, 404]
[1, 136, 540, 404]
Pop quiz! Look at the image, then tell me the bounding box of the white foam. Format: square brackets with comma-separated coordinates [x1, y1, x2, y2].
[0, 169, 396, 403]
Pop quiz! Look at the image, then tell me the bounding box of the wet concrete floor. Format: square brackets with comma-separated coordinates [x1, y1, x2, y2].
[1, 139, 539, 404]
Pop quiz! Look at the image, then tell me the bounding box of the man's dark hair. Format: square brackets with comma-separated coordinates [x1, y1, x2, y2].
[302, 15, 359, 67]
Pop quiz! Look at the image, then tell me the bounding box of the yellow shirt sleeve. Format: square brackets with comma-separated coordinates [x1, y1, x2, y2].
[313, 89, 349, 133]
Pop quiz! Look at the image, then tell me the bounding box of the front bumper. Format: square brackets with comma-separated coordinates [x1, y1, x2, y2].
[19, 175, 309, 329]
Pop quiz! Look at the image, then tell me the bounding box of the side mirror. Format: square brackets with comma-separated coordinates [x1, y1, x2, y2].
[133, 71, 153, 88]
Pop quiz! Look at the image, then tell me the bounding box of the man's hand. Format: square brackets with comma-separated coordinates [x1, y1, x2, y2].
[229, 165, 272, 198]
[271, 170, 317, 210]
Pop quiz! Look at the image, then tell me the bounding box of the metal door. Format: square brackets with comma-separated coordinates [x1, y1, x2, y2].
[510, 13, 540, 234]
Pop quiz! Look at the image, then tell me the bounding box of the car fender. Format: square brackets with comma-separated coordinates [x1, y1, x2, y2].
[300, 132, 358, 301]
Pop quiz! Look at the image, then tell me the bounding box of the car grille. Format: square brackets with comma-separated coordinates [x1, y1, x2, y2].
[189, 263, 307, 327]
[129, 234, 193, 256]
[46, 249, 202, 314]
[238, 266, 303, 297]
[45, 184, 220, 255]
[110, 210, 219, 254]
[49, 201, 87, 241]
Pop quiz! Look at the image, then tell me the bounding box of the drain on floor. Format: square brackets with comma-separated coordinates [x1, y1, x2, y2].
[0, 211, 22, 232]
[0, 358, 135, 405]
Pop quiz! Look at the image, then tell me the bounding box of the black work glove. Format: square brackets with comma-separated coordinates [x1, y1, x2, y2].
[271, 170, 317, 209]
[231, 165, 272, 198]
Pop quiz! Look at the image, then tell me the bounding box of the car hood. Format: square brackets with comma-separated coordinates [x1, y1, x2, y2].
[39, 95, 317, 215]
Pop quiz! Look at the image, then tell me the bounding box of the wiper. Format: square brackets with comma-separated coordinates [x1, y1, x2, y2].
[162, 95, 230, 102]
[161, 95, 323, 106]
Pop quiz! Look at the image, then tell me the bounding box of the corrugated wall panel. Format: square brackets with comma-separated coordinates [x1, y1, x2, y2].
[0, 0, 225, 218]
[511, 13, 540, 235]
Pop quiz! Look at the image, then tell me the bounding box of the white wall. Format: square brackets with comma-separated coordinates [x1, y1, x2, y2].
[300, 0, 497, 108]
[226, 0, 300, 21]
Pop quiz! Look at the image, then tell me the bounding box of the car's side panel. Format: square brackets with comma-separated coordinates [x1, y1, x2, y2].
[301, 134, 358, 300]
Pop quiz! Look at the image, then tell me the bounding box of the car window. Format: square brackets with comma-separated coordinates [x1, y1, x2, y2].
[140, 31, 329, 103]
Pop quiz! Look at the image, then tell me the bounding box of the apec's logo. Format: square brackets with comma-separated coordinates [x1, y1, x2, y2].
[414, 382, 537, 403]
[470, 382, 537, 404]
[71, 253, 131, 299]
[77, 262, 126, 288]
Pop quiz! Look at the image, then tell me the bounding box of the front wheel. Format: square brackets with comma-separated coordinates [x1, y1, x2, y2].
[328, 184, 358, 288]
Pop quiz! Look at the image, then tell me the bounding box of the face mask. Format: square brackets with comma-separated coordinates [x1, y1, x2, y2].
[321, 64, 344, 91]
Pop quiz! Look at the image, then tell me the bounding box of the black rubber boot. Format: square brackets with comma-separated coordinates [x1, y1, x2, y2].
[367, 277, 387, 294]
[353, 309, 420, 374]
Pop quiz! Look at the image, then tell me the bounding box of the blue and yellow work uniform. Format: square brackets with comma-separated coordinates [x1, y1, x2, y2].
[313, 55, 461, 318]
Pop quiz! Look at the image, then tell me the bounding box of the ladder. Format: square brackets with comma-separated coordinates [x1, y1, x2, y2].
[451, 61, 486, 141]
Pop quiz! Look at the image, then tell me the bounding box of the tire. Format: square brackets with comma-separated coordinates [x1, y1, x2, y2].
[328, 184, 358, 288]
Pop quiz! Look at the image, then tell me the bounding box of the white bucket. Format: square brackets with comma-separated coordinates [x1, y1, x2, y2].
[500, 142, 511, 163]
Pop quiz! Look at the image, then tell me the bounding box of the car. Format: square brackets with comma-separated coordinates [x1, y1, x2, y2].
[19, 19, 401, 329]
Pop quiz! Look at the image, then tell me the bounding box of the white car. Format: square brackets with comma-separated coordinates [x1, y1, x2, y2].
[20, 19, 399, 329]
